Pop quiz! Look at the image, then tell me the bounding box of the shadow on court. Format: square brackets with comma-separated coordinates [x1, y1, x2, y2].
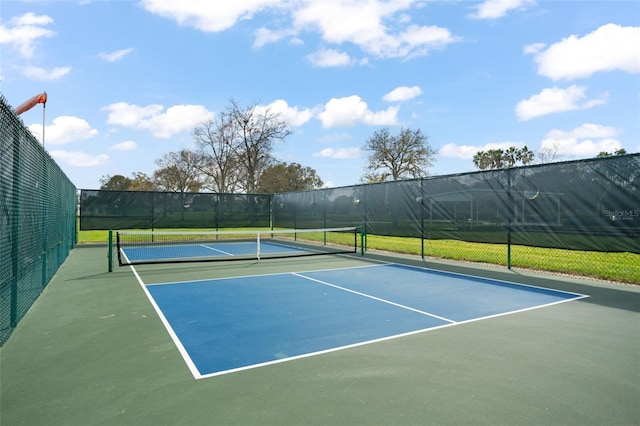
[1, 246, 638, 426]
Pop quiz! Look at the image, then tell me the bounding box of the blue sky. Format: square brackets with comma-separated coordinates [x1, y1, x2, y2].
[2, 0, 639, 190]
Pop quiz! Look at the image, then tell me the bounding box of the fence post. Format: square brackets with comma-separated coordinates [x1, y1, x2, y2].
[507, 168, 512, 270]
[108, 230, 113, 272]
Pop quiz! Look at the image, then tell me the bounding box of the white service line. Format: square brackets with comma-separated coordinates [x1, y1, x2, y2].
[200, 244, 234, 256]
[292, 272, 456, 324]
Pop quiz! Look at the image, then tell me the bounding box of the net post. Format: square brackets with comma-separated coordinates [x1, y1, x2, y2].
[360, 226, 366, 256]
[108, 230, 113, 272]
[257, 232, 261, 260]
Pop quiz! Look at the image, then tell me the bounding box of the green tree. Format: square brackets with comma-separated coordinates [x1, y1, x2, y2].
[99, 174, 132, 190]
[257, 162, 323, 193]
[153, 149, 204, 193]
[128, 172, 157, 191]
[598, 149, 627, 157]
[473, 146, 535, 170]
[363, 127, 435, 182]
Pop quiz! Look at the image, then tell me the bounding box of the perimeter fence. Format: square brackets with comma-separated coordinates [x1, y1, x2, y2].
[79, 191, 272, 230]
[79, 155, 639, 284]
[0, 94, 77, 346]
[272, 155, 640, 283]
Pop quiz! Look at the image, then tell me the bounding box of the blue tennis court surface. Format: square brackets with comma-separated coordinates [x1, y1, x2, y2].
[143, 263, 587, 379]
[123, 241, 305, 262]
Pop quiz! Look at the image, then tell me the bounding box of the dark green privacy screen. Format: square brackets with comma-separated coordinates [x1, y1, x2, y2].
[80, 156, 638, 258]
[274, 155, 640, 254]
[79, 190, 272, 230]
[0, 95, 77, 346]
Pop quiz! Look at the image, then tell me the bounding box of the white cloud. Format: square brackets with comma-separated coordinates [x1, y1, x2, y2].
[110, 141, 138, 150]
[21, 65, 71, 80]
[540, 124, 622, 159]
[468, 0, 536, 20]
[439, 141, 525, 159]
[318, 95, 399, 128]
[253, 27, 296, 48]
[306, 48, 353, 68]
[293, 2, 456, 59]
[383, 85, 422, 102]
[28, 116, 98, 145]
[523, 42, 545, 55]
[142, 1, 457, 60]
[255, 99, 314, 127]
[103, 102, 214, 138]
[49, 150, 109, 167]
[140, 0, 281, 32]
[0, 13, 54, 58]
[530, 23, 640, 81]
[316, 132, 352, 143]
[515, 85, 606, 121]
[99, 48, 134, 62]
[314, 147, 361, 159]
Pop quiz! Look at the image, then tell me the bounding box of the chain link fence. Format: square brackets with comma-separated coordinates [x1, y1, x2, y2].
[274, 155, 640, 284]
[0, 95, 77, 345]
[77, 155, 639, 284]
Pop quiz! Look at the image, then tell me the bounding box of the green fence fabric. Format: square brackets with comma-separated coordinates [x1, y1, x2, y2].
[79, 190, 272, 230]
[273, 155, 640, 254]
[0, 95, 77, 346]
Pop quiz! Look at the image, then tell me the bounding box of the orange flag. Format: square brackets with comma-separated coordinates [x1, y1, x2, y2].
[15, 91, 47, 115]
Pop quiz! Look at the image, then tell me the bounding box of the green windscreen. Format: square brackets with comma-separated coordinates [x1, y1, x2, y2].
[0, 94, 77, 346]
[80, 190, 272, 230]
[273, 155, 640, 253]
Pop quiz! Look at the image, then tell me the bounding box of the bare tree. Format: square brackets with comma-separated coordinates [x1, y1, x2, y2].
[153, 149, 204, 192]
[227, 99, 292, 192]
[193, 118, 240, 193]
[363, 127, 435, 182]
[193, 99, 292, 193]
[537, 142, 561, 164]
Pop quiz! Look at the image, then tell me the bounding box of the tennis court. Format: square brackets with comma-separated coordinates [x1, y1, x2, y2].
[1, 245, 638, 425]
[138, 262, 585, 379]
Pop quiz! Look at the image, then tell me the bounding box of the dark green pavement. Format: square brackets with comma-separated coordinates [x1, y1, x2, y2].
[1, 246, 638, 425]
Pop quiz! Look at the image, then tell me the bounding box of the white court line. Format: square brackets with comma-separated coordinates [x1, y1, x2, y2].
[197, 293, 586, 379]
[127, 263, 203, 379]
[129, 262, 589, 380]
[146, 263, 384, 286]
[200, 244, 234, 256]
[381, 262, 590, 299]
[197, 322, 453, 379]
[292, 272, 456, 324]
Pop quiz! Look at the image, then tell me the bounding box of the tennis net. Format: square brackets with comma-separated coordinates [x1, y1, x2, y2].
[116, 227, 362, 266]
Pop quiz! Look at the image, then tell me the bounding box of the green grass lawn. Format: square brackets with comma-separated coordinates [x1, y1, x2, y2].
[77, 229, 639, 285]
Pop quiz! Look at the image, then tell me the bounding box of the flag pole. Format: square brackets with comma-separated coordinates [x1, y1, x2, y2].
[42, 101, 46, 149]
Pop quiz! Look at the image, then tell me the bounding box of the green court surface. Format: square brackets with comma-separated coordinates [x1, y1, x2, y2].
[1, 246, 639, 426]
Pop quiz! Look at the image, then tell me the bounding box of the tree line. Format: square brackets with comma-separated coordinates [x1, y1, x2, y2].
[101, 99, 627, 194]
[101, 100, 322, 194]
[101, 99, 439, 194]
